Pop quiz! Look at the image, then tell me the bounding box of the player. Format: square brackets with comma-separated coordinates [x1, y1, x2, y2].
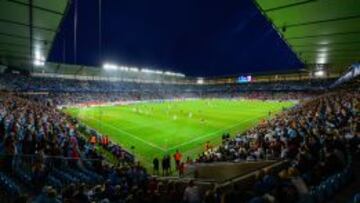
[173, 150, 182, 171]
[153, 157, 159, 175]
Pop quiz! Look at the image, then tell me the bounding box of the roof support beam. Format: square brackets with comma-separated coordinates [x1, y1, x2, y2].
[7, 0, 64, 16]
[292, 41, 360, 47]
[264, 0, 316, 13]
[0, 18, 57, 32]
[285, 14, 360, 28]
[0, 55, 33, 60]
[287, 31, 360, 40]
[0, 42, 49, 50]
[0, 49, 32, 55]
[29, 0, 33, 73]
[298, 49, 360, 54]
[0, 32, 51, 43]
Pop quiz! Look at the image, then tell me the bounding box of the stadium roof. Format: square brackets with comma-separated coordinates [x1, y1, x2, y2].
[1, 0, 358, 77]
[255, 0, 360, 72]
[0, 0, 69, 69]
[48, 0, 303, 77]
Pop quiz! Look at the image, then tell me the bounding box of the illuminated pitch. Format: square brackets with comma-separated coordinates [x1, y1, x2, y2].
[65, 99, 294, 169]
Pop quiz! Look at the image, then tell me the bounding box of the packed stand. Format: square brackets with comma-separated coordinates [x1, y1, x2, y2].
[0, 94, 149, 202]
[196, 89, 359, 202]
[0, 73, 333, 94]
[0, 72, 358, 203]
[197, 90, 358, 163]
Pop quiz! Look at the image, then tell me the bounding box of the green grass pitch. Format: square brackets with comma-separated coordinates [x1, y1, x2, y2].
[64, 99, 294, 169]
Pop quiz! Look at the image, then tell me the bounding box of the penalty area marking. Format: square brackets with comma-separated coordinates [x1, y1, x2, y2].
[84, 114, 264, 153]
[167, 116, 263, 151]
[85, 116, 167, 152]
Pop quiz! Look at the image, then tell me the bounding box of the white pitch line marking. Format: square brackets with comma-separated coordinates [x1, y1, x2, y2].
[85, 116, 167, 152]
[167, 116, 263, 151]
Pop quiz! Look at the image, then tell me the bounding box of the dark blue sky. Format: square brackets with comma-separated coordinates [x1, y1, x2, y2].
[48, 0, 303, 77]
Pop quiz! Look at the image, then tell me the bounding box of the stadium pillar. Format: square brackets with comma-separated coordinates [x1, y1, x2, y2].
[98, 0, 102, 62]
[74, 0, 78, 64]
[29, 0, 33, 73]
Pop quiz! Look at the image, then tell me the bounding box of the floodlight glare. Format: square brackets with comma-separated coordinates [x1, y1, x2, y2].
[197, 78, 204, 84]
[129, 67, 139, 72]
[103, 63, 118, 70]
[316, 52, 327, 64]
[33, 59, 45, 66]
[33, 48, 45, 66]
[314, 70, 325, 77]
[154, 70, 163, 74]
[141, 68, 152, 73]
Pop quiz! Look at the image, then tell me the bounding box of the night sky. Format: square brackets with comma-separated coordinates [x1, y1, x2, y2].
[48, 0, 304, 77]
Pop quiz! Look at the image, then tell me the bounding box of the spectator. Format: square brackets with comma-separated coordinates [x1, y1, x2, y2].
[183, 180, 201, 203]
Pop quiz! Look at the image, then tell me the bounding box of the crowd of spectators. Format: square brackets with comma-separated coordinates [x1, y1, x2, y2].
[0, 94, 149, 202]
[0, 73, 331, 108]
[0, 72, 358, 203]
[198, 90, 358, 162]
[0, 73, 332, 93]
[197, 90, 359, 202]
[21, 91, 313, 108]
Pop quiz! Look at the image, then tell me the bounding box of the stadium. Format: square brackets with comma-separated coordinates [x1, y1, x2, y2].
[0, 0, 359, 203]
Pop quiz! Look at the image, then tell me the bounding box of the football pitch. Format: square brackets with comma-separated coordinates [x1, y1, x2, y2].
[64, 99, 294, 169]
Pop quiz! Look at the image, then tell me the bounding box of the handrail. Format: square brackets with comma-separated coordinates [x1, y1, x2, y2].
[218, 160, 286, 188]
[331, 63, 360, 88]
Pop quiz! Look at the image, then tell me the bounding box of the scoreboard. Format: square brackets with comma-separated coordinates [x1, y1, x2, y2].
[237, 75, 252, 83]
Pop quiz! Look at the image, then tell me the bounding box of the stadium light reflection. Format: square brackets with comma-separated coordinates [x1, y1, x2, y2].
[314, 70, 325, 77]
[33, 48, 45, 66]
[317, 47, 328, 52]
[316, 52, 327, 64]
[33, 60, 45, 66]
[314, 64, 326, 77]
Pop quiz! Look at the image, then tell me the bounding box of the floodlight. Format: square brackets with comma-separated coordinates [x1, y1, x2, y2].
[33, 48, 45, 66]
[314, 70, 325, 77]
[197, 78, 204, 84]
[33, 59, 45, 66]
[141, 68, 152, 73]
[103, 63, 117, 70]
[129, 67, 139, 72]
[316, 52, 327, 64]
